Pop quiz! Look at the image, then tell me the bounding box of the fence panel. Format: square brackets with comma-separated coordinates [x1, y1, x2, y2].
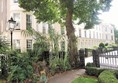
[99, 50, 118, 70]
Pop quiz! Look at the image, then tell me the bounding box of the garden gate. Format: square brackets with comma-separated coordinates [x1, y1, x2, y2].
[99, 50, 118, 70]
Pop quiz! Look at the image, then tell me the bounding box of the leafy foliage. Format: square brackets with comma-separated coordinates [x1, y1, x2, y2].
[7, 51, 34, 82]
[19, 0, 112, 66]
[98, 70, 118, 83]
[0, 36, 9, 53]
[19, 0, 112, 28]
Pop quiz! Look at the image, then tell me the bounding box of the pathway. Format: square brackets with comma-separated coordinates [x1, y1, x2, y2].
[48, 56, 93, 83]
[48, 69, 85, 83]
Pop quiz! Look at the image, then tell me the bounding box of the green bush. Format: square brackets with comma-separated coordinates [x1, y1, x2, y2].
[85, 63, 105, 77]
[98, 70, 118, 83]
[85, 67, 105, 77]
[86, 63, 96, 67]
[115, 70, 118, 79]
[7, 52, 34, 82]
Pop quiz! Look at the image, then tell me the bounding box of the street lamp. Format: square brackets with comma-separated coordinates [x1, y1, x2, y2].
[8, 17, 16, 50]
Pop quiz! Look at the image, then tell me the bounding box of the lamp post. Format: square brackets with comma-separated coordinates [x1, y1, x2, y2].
[8, 17, 16, 50]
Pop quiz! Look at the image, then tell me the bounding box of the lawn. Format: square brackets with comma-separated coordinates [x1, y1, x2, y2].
[72, 77, 98, 83]
[0, 80, 6, 83]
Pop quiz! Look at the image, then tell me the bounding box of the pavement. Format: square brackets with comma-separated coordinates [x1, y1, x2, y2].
[48, 69, 85, 83]
[48, 56, 93, 83]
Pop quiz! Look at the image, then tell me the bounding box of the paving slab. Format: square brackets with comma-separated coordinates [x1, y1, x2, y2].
[48, 69, 85, 83]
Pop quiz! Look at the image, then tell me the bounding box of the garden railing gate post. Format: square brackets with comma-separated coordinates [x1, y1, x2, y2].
[92, 50, 100, 67]
[85, 48, 88, 57]
[79, 49, 85, 68]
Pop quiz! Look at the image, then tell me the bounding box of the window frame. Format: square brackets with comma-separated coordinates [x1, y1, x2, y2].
[26, 14, 32, 30]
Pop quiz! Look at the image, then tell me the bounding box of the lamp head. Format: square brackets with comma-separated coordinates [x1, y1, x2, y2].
[8, 17, 16, 31]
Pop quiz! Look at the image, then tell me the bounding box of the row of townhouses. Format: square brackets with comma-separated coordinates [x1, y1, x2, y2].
[0, 0, 115, 52]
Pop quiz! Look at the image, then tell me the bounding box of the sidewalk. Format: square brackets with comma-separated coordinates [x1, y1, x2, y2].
[48, 56, 93, 83]
[48, 69, 85, 83]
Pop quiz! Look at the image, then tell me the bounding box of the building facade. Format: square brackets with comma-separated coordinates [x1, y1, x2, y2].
[75, 24, 115, 49]
[0, 0, 7, 34]
[0, 0, 115, 52]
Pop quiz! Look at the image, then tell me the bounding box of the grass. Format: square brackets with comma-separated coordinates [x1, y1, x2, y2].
[72, 77, 98, 83]
[0, 80, 6, 83]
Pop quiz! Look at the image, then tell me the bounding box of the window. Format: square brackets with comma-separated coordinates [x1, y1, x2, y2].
[13, 13, 20, 30]
[111, 36, 114, 40]
[26, 14, 32, 29]
[1, 0, 3, 12]
[61, 41, 65, 51]
[105, 27, 107, 31]
[14, 0, 18, 3]
[89, 31, 91, 38]
[13, 40, 21, 52]
[27, 40, 32, 51]
[111, 29, 113, 33]
[27, 39, 32, 51]
[84, 31, 86, 37]
[106, 34, 108, 40]
[79, 29, 81, 37]
[1, 20, 3, 32]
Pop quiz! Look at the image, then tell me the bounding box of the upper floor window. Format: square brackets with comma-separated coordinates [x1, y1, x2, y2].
[14, 0, 18, 3]
[111, 36, 114, 40]
[89, 31, 91, 38]
[13, 13, 20, 30]
[111, 29, 113, 33]
[26, 14, 32, 30]
[79, 29, 81, 37]
[84, 31, 86, 37]
[106, 34, 108, 40]
[1, 0, 3, 12]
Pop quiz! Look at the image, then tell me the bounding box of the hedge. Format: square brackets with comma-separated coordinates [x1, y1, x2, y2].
[85, 67, 105, 77]
[85, 63, 105, 77]
[98, 70, 118, 83]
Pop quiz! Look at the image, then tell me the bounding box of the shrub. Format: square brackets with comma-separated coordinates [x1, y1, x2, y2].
[85, 63, 105, 77]
[86, 63, 96, 67]
[115, 70, 118, 79]
[85, 67, 105, 77]
[7, 52, 34, 82]
[98, 70, 118, 83]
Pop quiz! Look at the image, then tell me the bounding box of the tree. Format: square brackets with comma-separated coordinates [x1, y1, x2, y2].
[19, 0, 112, 66]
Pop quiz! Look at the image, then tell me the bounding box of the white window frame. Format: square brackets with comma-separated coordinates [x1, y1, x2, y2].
[26, 14, 32, 29]
[14, 0, 18, 3]
[13, 13, 20, 30]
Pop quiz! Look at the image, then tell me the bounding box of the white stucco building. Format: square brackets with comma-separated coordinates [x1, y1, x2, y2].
[0, 0, 115, 52]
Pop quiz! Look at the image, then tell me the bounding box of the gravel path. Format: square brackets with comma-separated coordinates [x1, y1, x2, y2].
[48, 69, 85, 83]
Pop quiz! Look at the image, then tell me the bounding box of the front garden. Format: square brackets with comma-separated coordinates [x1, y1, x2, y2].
[72, 62, 118, 83]
[0, 29, 74, 83]
[0, 30, 118, 83]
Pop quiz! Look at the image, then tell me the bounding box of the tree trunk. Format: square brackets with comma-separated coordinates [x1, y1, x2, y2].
[65, 8, 78, 67]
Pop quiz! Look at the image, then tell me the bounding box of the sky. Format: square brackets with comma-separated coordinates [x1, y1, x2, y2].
[99, 0, 118, 27]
